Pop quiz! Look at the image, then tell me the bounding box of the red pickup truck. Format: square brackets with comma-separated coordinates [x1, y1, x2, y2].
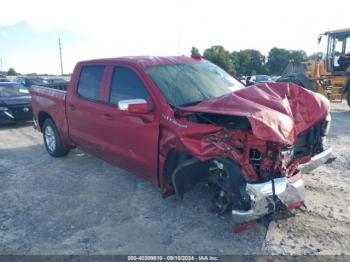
[30, 56, 332, 230]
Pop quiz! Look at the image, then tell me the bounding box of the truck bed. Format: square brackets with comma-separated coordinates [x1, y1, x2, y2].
[38, 82, 69, 91]
[30, 85, 68, 136]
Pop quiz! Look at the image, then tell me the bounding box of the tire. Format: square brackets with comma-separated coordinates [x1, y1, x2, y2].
[347, 93, 350, 108]
[42, 118, 69, 157]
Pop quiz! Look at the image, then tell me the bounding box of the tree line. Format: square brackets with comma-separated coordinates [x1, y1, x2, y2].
[191, 46, 318, 76]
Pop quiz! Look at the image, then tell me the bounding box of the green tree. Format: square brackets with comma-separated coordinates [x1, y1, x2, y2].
[290, 50, 307, 64]
[232, 49, 265, 75]
[190, 46, 200, 56]
[7, 68, 17, 76]
[266, 48, 308, 75]
[266, 48, 291, 75]
[203, 45, 234, 73]
[230, 51, 240, 72]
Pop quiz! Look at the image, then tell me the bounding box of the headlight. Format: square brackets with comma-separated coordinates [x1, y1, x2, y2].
[0, 107, 8, 111]
[281, 147, 294, 168]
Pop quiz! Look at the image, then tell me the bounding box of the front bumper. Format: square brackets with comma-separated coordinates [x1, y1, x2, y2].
[232, 174, 304, 225]
[0, 106, 32, 124]
[231, 148, 332, 229]
[299, 148, 333, 173]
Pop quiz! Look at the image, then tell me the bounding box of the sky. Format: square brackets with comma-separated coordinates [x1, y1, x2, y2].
[0, 0, 349, 74]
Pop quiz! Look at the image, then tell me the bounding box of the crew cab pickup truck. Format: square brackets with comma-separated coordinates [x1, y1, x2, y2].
[30, 56, 332, 231]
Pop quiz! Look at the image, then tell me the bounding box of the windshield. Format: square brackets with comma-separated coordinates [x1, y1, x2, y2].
[145, 61, 245, 107]
[0, 84, 30, 97]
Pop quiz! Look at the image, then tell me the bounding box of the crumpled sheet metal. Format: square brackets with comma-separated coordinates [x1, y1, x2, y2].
[158, 83, 329, 193]
[182, 82, 330, 145]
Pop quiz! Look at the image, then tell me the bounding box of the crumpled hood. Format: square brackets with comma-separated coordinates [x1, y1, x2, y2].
[182, 82, 330, 145]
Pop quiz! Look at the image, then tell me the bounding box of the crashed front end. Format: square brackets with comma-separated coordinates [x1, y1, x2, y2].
[159, 83, 332, 231]
[199, 118, 331, 230]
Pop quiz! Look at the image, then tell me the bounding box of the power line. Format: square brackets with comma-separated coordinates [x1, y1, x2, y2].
[59, 37, 63, 75]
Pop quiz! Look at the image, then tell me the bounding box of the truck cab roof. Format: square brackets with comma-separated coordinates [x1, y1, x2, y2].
[79, 56, 201, 68]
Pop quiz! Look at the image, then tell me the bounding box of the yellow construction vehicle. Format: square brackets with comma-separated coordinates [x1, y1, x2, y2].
[278, 28, 350, 108]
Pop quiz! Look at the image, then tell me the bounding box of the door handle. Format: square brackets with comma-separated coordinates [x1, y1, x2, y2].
[68, 104, 76, 111]
[102, 113, 113, 120]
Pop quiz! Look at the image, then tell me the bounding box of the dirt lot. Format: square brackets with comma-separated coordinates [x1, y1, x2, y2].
[0, 102, 349, 255]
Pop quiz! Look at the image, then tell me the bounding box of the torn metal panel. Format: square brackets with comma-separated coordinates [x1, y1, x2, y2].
[182, 82, 330, 145]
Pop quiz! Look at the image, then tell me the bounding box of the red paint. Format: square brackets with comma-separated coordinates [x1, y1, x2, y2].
[287, 200, 305, 210]
[128, 103, 150, 114]
[232, 220, 258, 233]
[30, 56, 330, 196]
[183, 83, 330, 145]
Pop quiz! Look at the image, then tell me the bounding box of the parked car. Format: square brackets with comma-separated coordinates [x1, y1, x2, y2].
[15, 76, 48, 88]
[46, 78, 68, 84]
[0, 82, 32, 124]
[271, 75, 281, 82]
[250, 75, 273, 84]
[30, 56, 332, 231]
[0, 74, 10, 82]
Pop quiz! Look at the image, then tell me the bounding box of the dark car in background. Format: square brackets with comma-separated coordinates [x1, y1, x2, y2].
[0, 74, 10, 82]
[0, 82, 32, 124]
[15, 76, 48, 88]
[46, 78, 68, 84]
[252, 75, 273, 83]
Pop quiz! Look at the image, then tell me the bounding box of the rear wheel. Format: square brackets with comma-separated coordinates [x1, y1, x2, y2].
[42, 118, 69, 157]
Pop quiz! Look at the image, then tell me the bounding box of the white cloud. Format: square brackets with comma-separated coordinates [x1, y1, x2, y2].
[0, 30, 8, 37]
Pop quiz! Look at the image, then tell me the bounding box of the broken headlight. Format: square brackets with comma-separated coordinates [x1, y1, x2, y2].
[281, 147, 294, 168]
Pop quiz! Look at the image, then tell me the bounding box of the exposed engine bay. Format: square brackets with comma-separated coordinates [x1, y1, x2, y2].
[167, 113, 330, 222]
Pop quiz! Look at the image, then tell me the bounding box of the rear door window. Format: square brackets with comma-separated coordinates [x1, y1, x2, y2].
[77, 66, 105, 101]
[109, 66, 149, 105]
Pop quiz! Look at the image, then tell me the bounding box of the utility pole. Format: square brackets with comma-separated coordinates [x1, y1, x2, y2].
[177, 32, 182, 56]
[58, 37, 63, 75]
[0, 57, 3, 73]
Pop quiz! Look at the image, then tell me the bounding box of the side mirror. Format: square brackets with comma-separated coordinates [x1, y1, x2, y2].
[118, 99, 150, 114]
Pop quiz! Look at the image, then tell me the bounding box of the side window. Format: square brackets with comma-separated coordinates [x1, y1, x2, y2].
[109, 66, 149, 105]
[77, 66, 105, 101]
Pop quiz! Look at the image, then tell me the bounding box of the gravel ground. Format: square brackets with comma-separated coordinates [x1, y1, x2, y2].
[0, 101, 349, 255]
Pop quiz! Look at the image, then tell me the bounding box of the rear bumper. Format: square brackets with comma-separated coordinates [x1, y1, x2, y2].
[299, 148, 333, 173]
[232, 174, 304, 225]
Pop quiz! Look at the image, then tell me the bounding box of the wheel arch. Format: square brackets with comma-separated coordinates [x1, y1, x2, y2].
[38, 111, 53, 132]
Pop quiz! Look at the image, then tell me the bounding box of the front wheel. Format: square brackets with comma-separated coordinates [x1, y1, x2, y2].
[43, 118, 69, 157]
